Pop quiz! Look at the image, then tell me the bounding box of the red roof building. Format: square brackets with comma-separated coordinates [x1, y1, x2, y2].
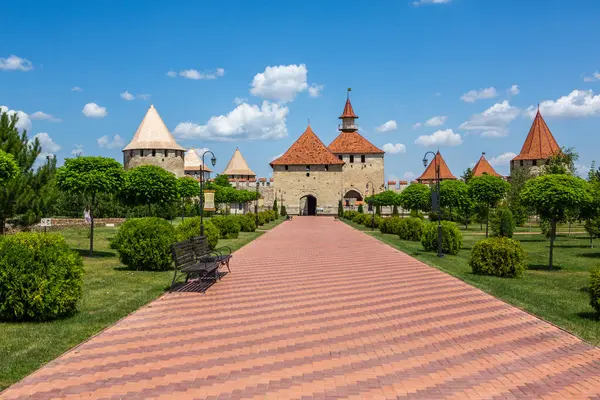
[511, 109, 561, 174]
[416, 151, 457, 184]
[472, 153, 502, 178]
[270, 125, 343, 166]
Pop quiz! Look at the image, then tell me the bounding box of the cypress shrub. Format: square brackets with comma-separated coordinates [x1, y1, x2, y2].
[470, 237, 526, 278]
[358, 204, 364, 214]
[176, 217, 219, 249]
[111, 217, 177, 271]
[338, 200, 343, 218]
[0, 232, 84, 321]
[590, 267, 600, 315]
[281, 205, 287, 217]
[398, 217, 425, 241]
[490, 207, 516, 238]
[421, 221, 462, 255]
[211, 216, 242, 239]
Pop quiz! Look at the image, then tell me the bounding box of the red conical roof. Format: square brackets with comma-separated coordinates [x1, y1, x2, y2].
[416, 151, 457, 183]
[472, 153, 502, 177]
[339, 97, 358, 119]
[512, 110, 561, 161]
[328, 131, 384, 154]
[270, 125, 344, 166]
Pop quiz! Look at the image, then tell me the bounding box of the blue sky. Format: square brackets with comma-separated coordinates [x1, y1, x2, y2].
[2, 0, 600, 180]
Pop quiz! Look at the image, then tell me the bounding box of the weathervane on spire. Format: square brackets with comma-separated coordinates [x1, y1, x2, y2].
[347, 87, 352, 99]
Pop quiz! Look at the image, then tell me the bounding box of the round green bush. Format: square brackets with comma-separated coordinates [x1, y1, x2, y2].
[379, 217, 402, 235]
[470, 237, 526, 278]
[398, 217, 425, 241]
[257, 212, 266, 226]
[344, 210, 358, 220]
[0, 232, 84, 321]
[362, 213, 376, 228]
[236, 214, 257, 232]
[421, 221, 462, 255]
[175, 217, 219, 249]
[211, 215, 241, 239]
[590, 267, 600, 315]
[490, 207, 515, 238]
[111, 217, 176, 271]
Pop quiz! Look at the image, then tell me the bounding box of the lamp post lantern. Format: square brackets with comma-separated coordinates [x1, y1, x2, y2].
[200, 150, 217, 237]
[422, 151, 444, 258]
[366, 180, 376, 231]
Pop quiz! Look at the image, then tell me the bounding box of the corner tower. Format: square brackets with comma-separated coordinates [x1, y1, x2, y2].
[123, 105, 185, 177]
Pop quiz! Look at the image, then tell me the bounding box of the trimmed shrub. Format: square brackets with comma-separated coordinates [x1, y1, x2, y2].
[176, 217, 219, 249]
[257, 212, 266, 226]
[235, 214, 257, 232]
[344, 210, 358, 220]
[373, 215, 384, 229]
[352, 213, 367, 225]
[470, 237, 526, 278]
[358, 204, 364, 214]
[211, 215, 241, 239]
[362, 213, 375, 229]
[590, 267, 600, 315]
[410, 209, 425, 220]
[379, 217, 402, 235]
[0, 232, 84, 321]
[421, 221, 462, 255]
[111, 217, 176, 271]
[490, 207, 515, 238]
[281, 205, 287, 217]
[398, 217, 425, 241]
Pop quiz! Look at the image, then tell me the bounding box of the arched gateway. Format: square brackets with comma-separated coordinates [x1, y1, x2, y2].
[300, 195, 317, 216]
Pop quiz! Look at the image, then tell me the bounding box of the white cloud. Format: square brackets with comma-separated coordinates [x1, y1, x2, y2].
[121, 91, 135, 101]
[97, 135, 124, 149]
[233, 97, 247, 105]
[489, 152, 517, 167]
[82, 103, 107, 118]
[575, 163, 590, 178]
[376, 120, 398, 132]
[584, 72, 600, 82]
[137, 94, 151, 100]
[403, 171, 416, 180]
[308, 84, 324, 97]
[413, 0, 451, 5]
[415, 129, 462, 147]
[412, 122, 423, 130]
[33, 132, 61, 156]
[250, 64, 308, 102]
[459, 101, 520, 138]
[0, 106, 31, 131]
[425, 115, 447, 127]
[382, 143, 406, 155]
[71, 144, 84, 157]
[0, 55, 33, 71]
[525, 90, 600, 119]
[174, 100, 289, 141]
[30, 111, 61, 122]
[172, 68, 225, 80]
[508, 85, 520, 96]
[71, 86, 83, 92]
[460, 87, 498, 103]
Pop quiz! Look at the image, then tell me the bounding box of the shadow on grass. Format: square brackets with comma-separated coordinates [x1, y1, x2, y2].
[577, 311, 599, 321]
[580, 286, 590, 293]
[578, 252, 600, 259]
[527, 264, 563, 271]
[75, 249, 116, 258]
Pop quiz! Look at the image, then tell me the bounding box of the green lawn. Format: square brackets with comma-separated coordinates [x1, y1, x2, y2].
[344, 219, 600, 345]
[0, 218, 283, 391]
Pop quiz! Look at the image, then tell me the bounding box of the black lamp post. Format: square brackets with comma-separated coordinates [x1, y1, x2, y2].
[366, 180, 375, 231]
[423, 151, 444, 258]
[200, 150, 217, 237]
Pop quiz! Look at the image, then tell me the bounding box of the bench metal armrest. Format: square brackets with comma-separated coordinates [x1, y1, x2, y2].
[214, 246, 232, 257]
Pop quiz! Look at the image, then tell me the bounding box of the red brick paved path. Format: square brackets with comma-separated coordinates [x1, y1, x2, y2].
[3, 217, 600, 399]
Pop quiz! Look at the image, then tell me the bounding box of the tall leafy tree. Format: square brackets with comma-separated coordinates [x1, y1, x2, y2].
[507, 167, 531, 226]
[521, 174, 593, 269]
[468, 175, 510, 237]
[461, 168, 474, 184]
[440, 180, 469, 221]
[177, 176, 200, 221]
[56, 156, 125, 255]
[0, 111, 56, 233]
[399, 184, 431, 214]
[0, 149, 19, 185]
[122, 165, 178, 216]
[213, 174, 231, 187]
[543, 146, 578, 175]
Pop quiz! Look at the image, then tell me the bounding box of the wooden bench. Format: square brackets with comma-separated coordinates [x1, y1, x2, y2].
[171, 239, 221, 292]
[190, 236, 232, 274]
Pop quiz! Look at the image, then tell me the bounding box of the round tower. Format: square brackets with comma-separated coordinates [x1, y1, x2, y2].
[123, 105, 185, 177]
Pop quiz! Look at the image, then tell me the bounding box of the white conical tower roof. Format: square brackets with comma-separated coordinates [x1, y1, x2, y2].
[222, 148, 255, 176]
[123, 105, 185, 151]
[184, 148, 213, 172]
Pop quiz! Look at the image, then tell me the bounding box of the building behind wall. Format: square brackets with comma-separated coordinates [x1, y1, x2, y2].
[184, 147, 212, 181]
[123, 105, 185, 177]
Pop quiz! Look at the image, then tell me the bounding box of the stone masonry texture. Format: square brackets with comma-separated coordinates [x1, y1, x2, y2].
[2, 217, 600, 399]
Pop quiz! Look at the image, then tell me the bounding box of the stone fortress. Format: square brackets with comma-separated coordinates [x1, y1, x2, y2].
[122, 93, 562, 215]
